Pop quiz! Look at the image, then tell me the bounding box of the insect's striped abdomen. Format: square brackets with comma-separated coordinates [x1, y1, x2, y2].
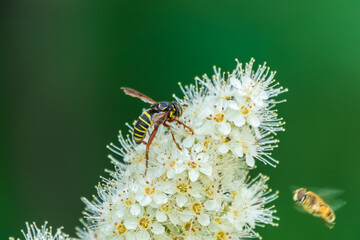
[133, 109, 155, 144]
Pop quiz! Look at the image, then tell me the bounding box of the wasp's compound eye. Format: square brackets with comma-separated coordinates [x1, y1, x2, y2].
[297, 189, 306, 202]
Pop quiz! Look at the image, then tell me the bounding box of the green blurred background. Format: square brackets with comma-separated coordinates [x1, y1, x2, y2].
[1, 0, 360, 239]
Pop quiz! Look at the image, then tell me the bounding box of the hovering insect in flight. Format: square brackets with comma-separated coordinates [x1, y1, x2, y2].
[293, 187, 346, 229]
[122, 87, 194, 175]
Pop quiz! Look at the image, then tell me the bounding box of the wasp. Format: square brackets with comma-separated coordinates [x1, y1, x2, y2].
[122, 87, 194, 175]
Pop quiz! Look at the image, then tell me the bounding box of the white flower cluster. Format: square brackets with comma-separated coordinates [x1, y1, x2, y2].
[10, 222, 69, 240]
[78, 58, 287, 240]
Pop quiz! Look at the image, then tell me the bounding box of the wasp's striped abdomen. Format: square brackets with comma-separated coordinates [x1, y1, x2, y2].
[133, 109, 156, 144]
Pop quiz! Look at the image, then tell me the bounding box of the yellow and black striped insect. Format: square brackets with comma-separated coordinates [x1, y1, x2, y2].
[122, 87, 194, 175]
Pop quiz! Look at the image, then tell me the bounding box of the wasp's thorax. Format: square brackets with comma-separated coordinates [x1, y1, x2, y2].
[151, 101, 183, 119]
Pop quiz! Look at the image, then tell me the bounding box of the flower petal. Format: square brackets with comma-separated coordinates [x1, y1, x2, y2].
[248, 115, 260, 127]
[154, 192, 168, 205]
[179, 210, 192, 222]
[200, 165, 212, 177]
[198, 152, 209, 163]
[151, 222, 165, 235]
[198, 213, 210, 226]
[115, 206, 126, 218]
[156, 211, 167, 222]
[189, 182, 203, 198]
[260, 90, 268, 100]
[175, 162, 186, 174]
[254, 127, 262, 139]
[233, 144, 244, 157]
[176, 194, 188, 208]
[153, 166, 165, 178]
[192, 143, 204, 153]
[126, 232, 136, 240]
[227, 212, 235, 223]
[159, 182, 176, 194]
[130, 204, 141, 216]
[218, 144, 230, 154]
[194, 120, 212, 135]
[204, 199, 219, 211]
[124, 217, 138, 230]
[235, 221, 245, 231]
[246, 154, 255, 167]
[183, 135, 195, 148]
[189, 169, 199, 182]
[218, 122, 231, 135]
[229, 76, 242, 89]
[233, 114, 245, 127]
[139, 195, 152, 206]
[227, 100, 239, 110]
[167, 168, 176, 179]
[136, 230, 150, 240]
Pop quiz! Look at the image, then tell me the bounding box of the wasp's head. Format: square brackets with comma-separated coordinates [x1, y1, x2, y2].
[168, 102, 183, 119]
[293, 188, 307, 203]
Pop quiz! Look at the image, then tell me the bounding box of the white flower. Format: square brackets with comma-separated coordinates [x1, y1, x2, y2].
[124, 213, 165, 238]
[196, 98, 235, 135]
[152, 201, 179, 224]
[227, 175, 279, 234]
[230, 60, 271, 107]
[165, 172, 203, 207]
[78, 58, 286, 239]
[178, 148, 212, 182]
[135, 179, 169, 206]
[227, 101, 261, 128]
[208, 217, 252, 239]
[111, 191, 141, 217]
[11, 222, 69, 240]
[229, 126, 258, 167]
[202, 177, 226, 211]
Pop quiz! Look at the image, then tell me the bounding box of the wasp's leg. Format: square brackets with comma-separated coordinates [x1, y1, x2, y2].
[145, 127, 159, 176]
[142, 141, 148, 145]
[163, 123, 182, 151]
[169, 118, 194, 135]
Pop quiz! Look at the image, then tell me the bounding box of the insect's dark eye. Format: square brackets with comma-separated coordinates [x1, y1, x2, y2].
[300, 194, 306, 202]
[296, 189, 306, 202]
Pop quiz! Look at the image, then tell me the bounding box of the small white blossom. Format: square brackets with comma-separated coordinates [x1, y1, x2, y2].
[227, 175, 279, 234]
[80, 58, 286, 239]
[11, 222, 69, 240]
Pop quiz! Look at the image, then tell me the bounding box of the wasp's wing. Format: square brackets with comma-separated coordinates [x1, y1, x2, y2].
[293, 203, 308, 215]
[308, 188, 346, 211]
[121, 87, 157, 104]
[152, 112, 168, 127]
[327, 199, 347, 212]
[311, 187, 344, 199]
